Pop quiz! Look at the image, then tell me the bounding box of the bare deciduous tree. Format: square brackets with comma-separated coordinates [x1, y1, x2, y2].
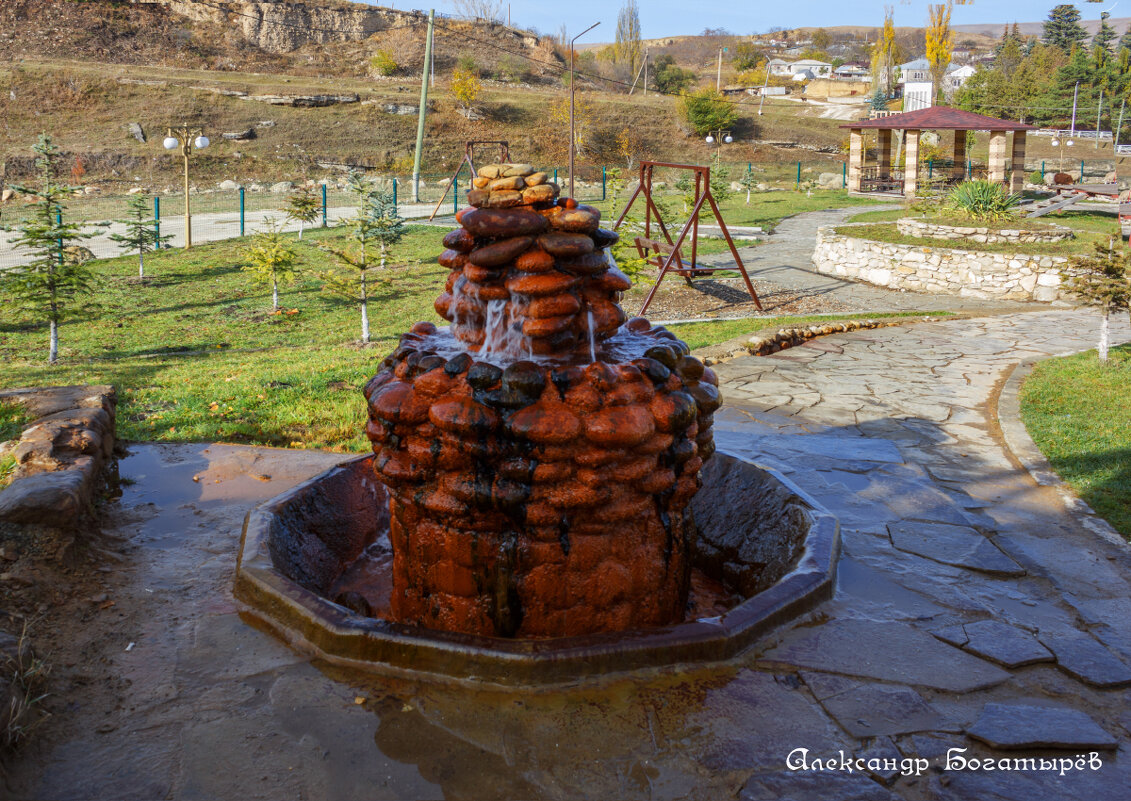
[447, 0, 504, 23]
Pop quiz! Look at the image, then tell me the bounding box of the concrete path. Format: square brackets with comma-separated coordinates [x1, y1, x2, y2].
[701, 207, 1047, 315]
[7, 310, 1131, 800]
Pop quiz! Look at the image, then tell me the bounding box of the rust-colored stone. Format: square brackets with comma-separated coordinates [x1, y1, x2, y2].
[468, 236, 533, 267]
[527, 293, 581, 319]
[558, 251, 609, 275]
[438, 249, 468, 269]
[442, 228, 476, 252]
[521, 184, 557, 205]
[460, 208, 548, 238]
[537, 232, 594, 258]
[514, 248, 555, 273]
[505, 271, 579, 297]
[522, 314, 574, 338]
[489, 175, 525, 191]
[481, 190, 523, 208]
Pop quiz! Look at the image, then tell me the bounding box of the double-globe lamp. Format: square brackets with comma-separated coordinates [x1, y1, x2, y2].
[163, 127, 210, 248]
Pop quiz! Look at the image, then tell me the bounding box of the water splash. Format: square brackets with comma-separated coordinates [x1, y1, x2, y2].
[586, 308, 597, 364]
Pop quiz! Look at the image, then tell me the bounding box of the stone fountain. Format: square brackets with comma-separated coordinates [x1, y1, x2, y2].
[236, 165, 839, 684]
[362, 163, 717, 639]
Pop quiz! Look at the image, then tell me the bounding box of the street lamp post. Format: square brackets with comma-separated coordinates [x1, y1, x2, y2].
[163, 125, 209, 248]
[1050, 136, 1074, 176]
[569, 21, 600, 199]
[705, 130, 734, 167]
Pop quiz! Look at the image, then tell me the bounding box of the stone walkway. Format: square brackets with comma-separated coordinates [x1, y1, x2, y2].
[7, 311, 1131, 800]
[701, 207, 1047, 315]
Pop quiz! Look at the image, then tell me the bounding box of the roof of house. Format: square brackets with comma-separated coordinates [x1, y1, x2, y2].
[900, 58, 930, 70]
[841, 105, 1036, 131]
[792, 59, 832, 66]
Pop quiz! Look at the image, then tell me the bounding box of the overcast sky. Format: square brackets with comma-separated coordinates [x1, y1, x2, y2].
[367, 1, 1112, 40]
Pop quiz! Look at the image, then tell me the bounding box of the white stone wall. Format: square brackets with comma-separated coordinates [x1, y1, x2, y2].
[895, 217, 1074, 245]
[812, 226, 1070, 302]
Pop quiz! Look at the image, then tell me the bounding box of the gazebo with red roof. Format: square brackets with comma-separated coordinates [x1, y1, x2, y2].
[841, 106, 1036, 198]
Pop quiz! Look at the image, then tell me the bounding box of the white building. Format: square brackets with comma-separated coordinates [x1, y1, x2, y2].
[767, 58, 794, 77]
[944, 64, 976, 93]
[899, 58, 932, 83]
[768, 58, 833, 79]
[834, 63, 870, 81]
[903, 80, 935, 112]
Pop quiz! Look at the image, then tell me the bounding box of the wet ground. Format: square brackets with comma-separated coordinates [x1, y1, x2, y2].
[5, 310, 1131, 800]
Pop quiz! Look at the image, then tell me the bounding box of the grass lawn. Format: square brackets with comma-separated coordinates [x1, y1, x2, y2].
[2, 196, 893, 452]
[1021, 343, 1131, 539]
[843, 207, 1122, 244]
[835, 221, 1110, 257]
[667, 311, 952, 351]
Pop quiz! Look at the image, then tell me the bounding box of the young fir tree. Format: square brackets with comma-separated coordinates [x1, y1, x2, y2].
[1094, 11, 1118, 55]
[320, 173, 405, 343]
[1061, 241, 1131, 362]
[286, 185, 320, 240]
[738, 167, 759, 204]
[1, 135, 94, 364]
[1119, 25, 1131, 56]
[240, 218, 302, 312]
[109, 192, 169, 278]
[869, 83, 888, 111]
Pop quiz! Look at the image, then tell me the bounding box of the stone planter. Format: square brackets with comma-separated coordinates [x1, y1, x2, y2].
[812, 225, 1071, 303]
[896, 217, 1074, 245]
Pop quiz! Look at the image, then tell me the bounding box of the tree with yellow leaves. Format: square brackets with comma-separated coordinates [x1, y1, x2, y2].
[926, 1, 954, 103]
[871, 6, 901, 97]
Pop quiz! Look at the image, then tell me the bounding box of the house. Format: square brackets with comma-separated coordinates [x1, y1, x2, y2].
[789, 59, 834, 79]
[767, 58, 794, 77]
[834, 63, 870, 81]
[944, 64, 976, 93]
[899, 58, 932, 83]
[903, 80, 935, 112]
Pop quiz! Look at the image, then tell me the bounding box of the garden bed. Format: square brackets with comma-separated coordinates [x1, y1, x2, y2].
[895, 217, 1074, 245]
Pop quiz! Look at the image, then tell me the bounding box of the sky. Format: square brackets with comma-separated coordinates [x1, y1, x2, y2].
[363, 1, 1115, 40]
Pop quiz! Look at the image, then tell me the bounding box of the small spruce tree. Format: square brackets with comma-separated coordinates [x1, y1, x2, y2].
[1, 134, 94, 364]
[109, 192, 169, 278]
[1061, 240, 1131, 362]
[286, 185, 320, 240]
[738, 167, 759, 204]
[240, 218, 302, 312]
[320, 173, 405, 343]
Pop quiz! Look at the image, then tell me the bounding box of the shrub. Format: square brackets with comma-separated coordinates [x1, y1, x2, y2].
[456, 54, 478, 75]
[677, 88, 738, 137]
[651, 55, 696, 94]
[451, 67, 482, 110]
[495, 55, 526, 82]
[370, 50, 398, 76]
[1028, 170, 1044, 185]
[943, 179, 1021, 222]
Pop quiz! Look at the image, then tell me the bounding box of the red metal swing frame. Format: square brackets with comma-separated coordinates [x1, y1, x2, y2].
[611, 161, 762, 315]
[428, 140, 511, 221]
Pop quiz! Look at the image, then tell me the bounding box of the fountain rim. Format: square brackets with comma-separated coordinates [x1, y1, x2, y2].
[234, 448, 840, 688]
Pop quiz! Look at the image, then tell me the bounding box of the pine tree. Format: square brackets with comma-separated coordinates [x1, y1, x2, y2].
[870, 82, 889, 110]
[1061, 241, 1131, 362]
[1043, 4, 1088, 54]
[240, 218, 302, 313]
[320, 172, 405, 344]
[1, 135, 94, 364]
[285, 186, 320, 240]
[109, 192, 169, 278]
[1119, 25, 1131, 55]
[738, 168, 759, 204]
[1094, 11, 1117, 55]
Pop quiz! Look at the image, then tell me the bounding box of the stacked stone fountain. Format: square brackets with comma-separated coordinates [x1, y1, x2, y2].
[363, 163, 719, 639]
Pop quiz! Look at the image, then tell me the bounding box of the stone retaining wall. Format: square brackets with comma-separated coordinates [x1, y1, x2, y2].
[896, 217, 1074, 245]
[813, 226, 1069, 302]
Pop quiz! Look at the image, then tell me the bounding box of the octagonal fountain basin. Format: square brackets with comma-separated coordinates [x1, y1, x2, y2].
[235, 449, 839, 687]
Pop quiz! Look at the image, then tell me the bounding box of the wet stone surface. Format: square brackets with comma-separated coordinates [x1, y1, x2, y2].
[8, 311, 1131, 800]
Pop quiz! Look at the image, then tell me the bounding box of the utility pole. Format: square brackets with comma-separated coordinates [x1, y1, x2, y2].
[1070, 80, 1079, 136]
[757, 68, 770, 115]
[716, 46, 728, 92]
[412, 9, 435, 204]
[1095, 90, 1103, 149]
[1115, 98, 1126, 150]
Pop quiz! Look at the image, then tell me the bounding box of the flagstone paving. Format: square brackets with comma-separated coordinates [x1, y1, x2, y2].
[7, 310, 1131, 800]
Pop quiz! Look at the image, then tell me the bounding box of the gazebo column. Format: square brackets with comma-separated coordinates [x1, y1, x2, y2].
[877, 129, 893, 177]
[848, 128, 864, 193]
[988, 130, 1008, 185]
[903, 129, 920, 197]
[1010, 131, 1027, 193]
[952, 129, 967, 181]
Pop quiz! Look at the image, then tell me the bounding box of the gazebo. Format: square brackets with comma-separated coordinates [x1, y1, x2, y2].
[842, 107, 1036, 198]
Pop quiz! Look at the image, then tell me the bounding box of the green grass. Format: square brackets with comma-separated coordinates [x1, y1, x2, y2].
[5, 204, 909, 452]
[667, 311, 953, 351]
[0, 402, 30, 442]
[834, 222, 1109, 257]
[1021, 344, 1131, 539]
[0, 453, 16, 490]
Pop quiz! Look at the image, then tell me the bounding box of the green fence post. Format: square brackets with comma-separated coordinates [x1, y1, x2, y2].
[1041, 161, 1045, 182]
[796, 161, 801, 187]
[239, 187, 245, 237]
[392, 178, 398, 209]
[842, 162, 847, 188]
[1080, 159, 1085, 181]
[453, 176, 458, 215]
[154, 196, 161, 249]
[56, 211, 64, 266]
[322, 183, 328, 228]
[602, 166, 607, 201]
[553, 168, 558, 185]
[928, 159, 933, 178]
[747, 162, 752, 174]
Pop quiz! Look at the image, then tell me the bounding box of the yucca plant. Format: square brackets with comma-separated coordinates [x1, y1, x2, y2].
[943, 179, 1022, 222]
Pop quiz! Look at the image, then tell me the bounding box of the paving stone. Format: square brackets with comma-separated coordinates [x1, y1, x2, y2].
[858, 736, 903, 785]
[818, 683, 954, 738]
[966, 703, 1117, 750]
[759, 619, 1011, 693]
[960, 620, 1054, 668]
[740, 771, 897, 801]
[1037, 628, 1131, 689]
[930, 624, 969, 648]
[887, 522, 1024, 577]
